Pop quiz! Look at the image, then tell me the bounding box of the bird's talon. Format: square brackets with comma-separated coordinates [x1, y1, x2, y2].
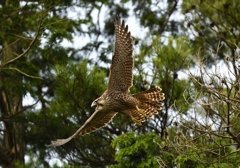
[131, 114, 142, 126]
[136, 106, 147, 117]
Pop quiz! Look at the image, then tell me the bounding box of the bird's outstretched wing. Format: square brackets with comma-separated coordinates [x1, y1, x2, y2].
[49, 110, 118, 146]
[107, 17, 134, 93]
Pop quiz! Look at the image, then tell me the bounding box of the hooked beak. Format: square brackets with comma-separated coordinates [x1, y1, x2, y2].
[91, 101, 97, 107]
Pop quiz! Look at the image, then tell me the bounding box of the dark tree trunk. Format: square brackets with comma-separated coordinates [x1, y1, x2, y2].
[0, 1, 25, 167]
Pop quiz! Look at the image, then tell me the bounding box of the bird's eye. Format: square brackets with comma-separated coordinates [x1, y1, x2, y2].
[98, 103, 103, 106]
[96, 99, 104, 107]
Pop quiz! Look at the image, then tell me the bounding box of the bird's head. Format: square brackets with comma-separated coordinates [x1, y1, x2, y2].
[91, 97, 105, 111]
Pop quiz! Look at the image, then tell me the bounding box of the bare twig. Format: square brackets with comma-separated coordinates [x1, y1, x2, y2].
[3, 67, 43, 80]
[0, 7, 43, 71]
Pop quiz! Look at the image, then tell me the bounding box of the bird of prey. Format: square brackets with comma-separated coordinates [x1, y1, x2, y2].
[49, 17, 165, 146]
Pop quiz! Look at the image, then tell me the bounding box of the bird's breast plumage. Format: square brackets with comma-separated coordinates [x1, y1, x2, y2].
[105, 91, 138, 111]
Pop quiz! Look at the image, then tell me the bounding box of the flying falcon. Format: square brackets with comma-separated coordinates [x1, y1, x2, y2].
[49, 17, 165, 146]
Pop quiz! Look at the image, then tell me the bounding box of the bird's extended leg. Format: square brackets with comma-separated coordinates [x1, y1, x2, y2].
[131, 116, 142, 126]
[129, 106, 148, 126]
[136, 106, 147, 117]
[130, 111, 142, 126]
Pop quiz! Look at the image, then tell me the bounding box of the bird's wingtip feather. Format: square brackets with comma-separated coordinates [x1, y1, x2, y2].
[48, 137, 73, 147]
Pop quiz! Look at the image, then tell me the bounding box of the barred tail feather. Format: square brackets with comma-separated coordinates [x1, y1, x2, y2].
[132, 86, 165, 118]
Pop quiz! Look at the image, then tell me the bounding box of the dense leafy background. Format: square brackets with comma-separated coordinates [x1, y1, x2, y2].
[0, 0, 240, 167]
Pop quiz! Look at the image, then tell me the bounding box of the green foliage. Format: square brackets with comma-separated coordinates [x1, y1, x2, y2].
[0, 0, 109, 166]
[50, 60, 106, 119]
[151, 36, 194, 112]
[110, 132, 162, 168]
[182, 0, 240, 63]
[152, 36, 193, 71]
[1, 0, 240, 167]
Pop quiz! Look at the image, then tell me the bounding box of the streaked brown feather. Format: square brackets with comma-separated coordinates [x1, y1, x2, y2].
[48, 110, 117, 146]
[130, 109, 146, 123]
[107, 17, 133, 93]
